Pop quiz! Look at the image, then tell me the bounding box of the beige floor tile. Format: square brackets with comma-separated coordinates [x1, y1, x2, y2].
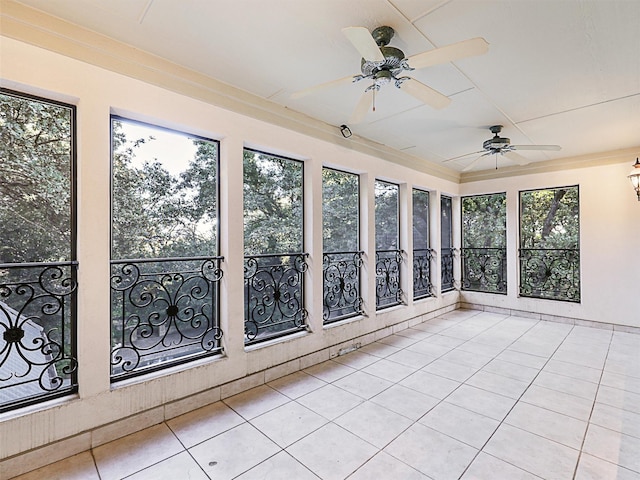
[466, 370, 530, 399]
[362, 358, 417, 383]
[93, 424, 184, 480]
[575, 453, 640, 480]
[235, 451, 320, 479]
[520, 384, 594, 421]
[303, 360, 356, 383]
[267, 371, 326, 399]
[495, 349, 547, 369]
[334, 400, 412, 448]
[332, 370, 393, 399]
[445, 384, 516, 421]
[419, 401, 500, 449]
[12, 452, 99, 480]
[590, 402, 640, 439]
[385, 423, 478, 479]
[377, 333, 420, 348]
[385, 349, 437, 369]
[296, 383, 364, 420]
[543, 359, 602, 384]
[457, 340, 505, 358]
[505, 401, 588, 449]
[399, 369, 461, 399]
[582, 424, 640, 473]
[126, 451, 208, 480]
[425, 333, 467, 348]
[348, 451, 429, 480]
[223, 385, 290, 420]
[357, 341, 401, 358]
[460, 452, 541, 480]
[484, 424, 579, 480]
[600, 370, 640, 395]
[189, 422, 280, 480]
[482, 358, 541, 383]
[596, 385, 640, 414]
[286, 423, 377, 480]
[331, 350, 379, 370]
[405, 339, 454, 357]
[250, 401, 327, 447]
[440, 349, 493, 369]
[370, 384, 439, 420]
[533, 371, 599, 400]
[421, 358, 479, 382]
[167, 401, 245, 447]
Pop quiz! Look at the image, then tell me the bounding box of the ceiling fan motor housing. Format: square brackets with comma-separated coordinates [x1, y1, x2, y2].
[484, 135, 511, 150]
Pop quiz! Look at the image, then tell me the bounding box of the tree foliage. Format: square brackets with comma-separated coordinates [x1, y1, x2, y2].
[375, 181, 399, 250]
[520, 187, 579, 249]
[462, 193, 506, 248]
[412, 189, 429, 250]
[0, 91, 72, 263]
[322, 168, 358, 252]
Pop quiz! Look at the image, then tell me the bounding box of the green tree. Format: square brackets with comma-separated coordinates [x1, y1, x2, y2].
[322, 168, 359, 252]
[520, 187, 579, 249]
[375, 180, 399, 250]
[462, 193, 506, 248]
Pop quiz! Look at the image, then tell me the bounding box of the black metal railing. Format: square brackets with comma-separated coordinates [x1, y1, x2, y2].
[376, 249, 403, 310]
[0, 261, 78, 412]
[441, 247, 456, 292]
[413, 249, 434, 300]
[110, 256, 223, 380]
[462, 247, 507, 294]
[323, 251, 364, 324]
[244, 253, 308, 345]
[519, 248, 580, 302]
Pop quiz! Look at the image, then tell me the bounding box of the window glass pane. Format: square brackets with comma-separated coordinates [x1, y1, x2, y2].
[375, 180, 399, 250]
[441, 196, 452, 248]
[441, 195, 454, 292]
[519, 186, 580, 302]
[322, 168, 362, 323]
[412, 189, 432, 300]
[244, 149, 306, 344]
[462, 193, 507, 294]
[0, 90, 77, 411]
[110, 117, 222, 380]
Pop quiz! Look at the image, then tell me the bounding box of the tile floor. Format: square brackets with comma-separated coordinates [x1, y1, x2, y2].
[12, 310, 640, 480]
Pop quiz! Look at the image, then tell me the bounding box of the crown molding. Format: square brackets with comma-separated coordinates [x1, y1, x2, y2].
[0, 0, 460, 183]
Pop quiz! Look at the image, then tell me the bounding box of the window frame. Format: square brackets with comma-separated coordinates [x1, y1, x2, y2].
[412, 188, 433, 300]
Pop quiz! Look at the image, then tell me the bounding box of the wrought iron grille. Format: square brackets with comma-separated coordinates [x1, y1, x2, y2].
[244, 253, 308, 345]
[110, 256, 223, 380]
[462, 248, 507, 294]
[323, 251, 364, 324]
[0, 261, 78, 412]
[413, 249, 434, 300]
[441, 247, 455, 292]
[519, 248, 580, 302]
[376, 249, 403, 309]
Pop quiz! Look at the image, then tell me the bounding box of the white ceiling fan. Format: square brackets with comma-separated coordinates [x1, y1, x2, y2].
[446, 125, 562, 172]
[291, 26, 489, 123]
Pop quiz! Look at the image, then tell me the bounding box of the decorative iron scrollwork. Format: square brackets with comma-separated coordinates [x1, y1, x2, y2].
[519, 249, 580, 302]
[110, 256, 224, 380]
[244, 253, 308, 344]
[462, 248, 507, 294]
[376, 249, 404, 309]
[0, 261, 78, 411]
[413, 249, 434, 300]
[441, 248, 455, 292]
[323, 251, 364, 324]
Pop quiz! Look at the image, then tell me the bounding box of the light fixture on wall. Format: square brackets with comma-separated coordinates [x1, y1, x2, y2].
[340, 124, 352, 138]
[629, 158, 640, 201]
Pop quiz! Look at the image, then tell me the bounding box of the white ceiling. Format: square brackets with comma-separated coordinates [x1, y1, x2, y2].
[13, 0, 640, 173]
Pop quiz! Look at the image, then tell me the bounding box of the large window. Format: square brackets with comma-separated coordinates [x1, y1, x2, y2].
[412, 189, 433, 300]
[375, 180, 402, 309]
[441, 195, 455, 292]
[0, 90, 77, 411]
[322, 168, 362, 324]
[110, 117, 222, 380]
[243, 149, 307, 344]
[519, 186, 580, 302]
[462, 193, 507, 294]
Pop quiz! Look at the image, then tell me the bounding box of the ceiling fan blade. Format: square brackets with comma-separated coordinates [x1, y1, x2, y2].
[349, 90, 374, 124]
[462, 153, 490, 172]
[291, 75, 356, 99]
[400, 78, 451, 110]
[503, 150, 531, 166]
[442, 150, 486, 163]
[342, 26, 385, 62]
[408, 37, 489, 69]
[511, 144, 562, 151]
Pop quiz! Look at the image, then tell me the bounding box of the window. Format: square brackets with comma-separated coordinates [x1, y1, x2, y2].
[322, 168, 362, 323]
[462, 193, 507, 294]
[441, 195, 455, 292]
[243, 149, 307, 344]
[375, 180, 402, 309]
[519, 186, 580, 302]
[412, 189, 433, 299]
[110, 117, 222, 380]
[0, 89, 77, 411]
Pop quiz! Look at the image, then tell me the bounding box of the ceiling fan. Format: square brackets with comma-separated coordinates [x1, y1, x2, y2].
[446, 125, 561, 172]
[291, 26, 489, 123]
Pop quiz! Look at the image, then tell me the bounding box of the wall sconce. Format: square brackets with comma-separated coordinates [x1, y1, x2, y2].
[629, 158, 640, 201]
[340, 124, 352, 138]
